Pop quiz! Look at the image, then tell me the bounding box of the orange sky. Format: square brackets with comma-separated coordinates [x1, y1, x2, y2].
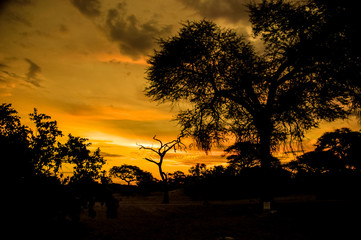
[1, 0, 359, 180]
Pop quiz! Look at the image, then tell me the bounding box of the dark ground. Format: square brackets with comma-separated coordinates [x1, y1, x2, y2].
[57, 190, 361, 240]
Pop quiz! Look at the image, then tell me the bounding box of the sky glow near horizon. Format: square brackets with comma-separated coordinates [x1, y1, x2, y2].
[1, 0, 359, 179]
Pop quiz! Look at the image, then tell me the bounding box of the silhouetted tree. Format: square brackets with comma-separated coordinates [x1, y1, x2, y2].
[138, 135, 184, 203]
[59, 134, 106, 183]
[287, 128, 361, 176]
[224, 142, 261, 170]
[109, 164, 153, 186]
[249, 0, 361, 114]
[188, 163, 207, 178]
[315, 128, 361, 171]
[2, 103, 117, 221]
[168, 170, 186, 186]
[110, 164, 139, 185]
[0, 103, 28, 138]
[285, 129, 361, 199]
[29, 109, 63, 176]
[145, 1, 361, 207]
[287, 150, 343, 176]
[135, 169, 154, 185]
[58, 134, 109, 218]
[1, 103, 32, 180]
[145, 1, 361, 170]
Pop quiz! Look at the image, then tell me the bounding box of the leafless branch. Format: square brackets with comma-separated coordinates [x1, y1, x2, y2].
[153, 135, 163, 146]
[144, 157, 159, 165]
[137, 143, 159, 155]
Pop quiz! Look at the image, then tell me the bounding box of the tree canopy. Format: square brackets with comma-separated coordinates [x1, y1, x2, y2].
[1, 103, 107, 183]
[109, 164, 154, 186]
[287, 128, 361, 175]
[145, 1, 361, 167]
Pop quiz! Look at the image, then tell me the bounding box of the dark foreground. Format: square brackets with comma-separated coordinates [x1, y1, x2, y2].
[19, 191, 361, 240]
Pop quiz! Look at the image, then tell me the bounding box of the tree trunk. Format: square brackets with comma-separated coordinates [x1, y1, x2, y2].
[257, 118, 274, 211]
[256, 112, 273, 168]
[158, 164, 169, 204]
[259, 130, 273, 169]
[162, 181, 170, 204]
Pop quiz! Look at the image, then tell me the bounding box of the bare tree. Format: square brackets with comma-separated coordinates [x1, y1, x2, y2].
[138, 135, 184, 203]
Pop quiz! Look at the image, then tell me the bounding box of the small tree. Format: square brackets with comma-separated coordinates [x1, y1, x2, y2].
[287, 128, 361, 176]
[110, 164, 142, 185]
[287, 150, 343, 176]
[138, 135, 184, 203]
[224, 142, 261, 170]
[59, 134, 106, 183]
[188, 163, 207, 178]
[315, 128, 361, 171]
[168, 170, 186, 186]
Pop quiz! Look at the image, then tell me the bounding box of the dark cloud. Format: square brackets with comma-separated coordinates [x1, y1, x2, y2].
[0, 70, 21, 81]
[0, 0, 32, 13]
[178, 0, 250, 23]
[24, 58, 41, 87]
[4, 10, 32, 26]
[0, 60, 20, 84]
[70, 0, 101, 18]
[1, 0, 32, 26]
[0, 62, 8, 68]
[104, 7, 172, 59]
[59, 101, 97, 116]
[100, 152, 124, 158]
[70, 0, 172, 59]
[59, 24, 69, 33]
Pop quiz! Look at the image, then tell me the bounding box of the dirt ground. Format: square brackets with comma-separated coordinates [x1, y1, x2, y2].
[70, 189, 361, 240]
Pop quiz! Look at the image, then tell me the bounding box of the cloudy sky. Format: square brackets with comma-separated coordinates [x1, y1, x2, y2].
[1, 0, 359, 179]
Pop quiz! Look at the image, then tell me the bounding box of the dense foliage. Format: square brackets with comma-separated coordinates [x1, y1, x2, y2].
[145, 0, 361, 168]
[1, 103, 116, 229]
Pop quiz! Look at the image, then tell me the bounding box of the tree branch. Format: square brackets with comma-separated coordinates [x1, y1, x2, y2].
[144, 157, 159, 165]
[153, 135, 163, 147]
[137, 143, 159, 155]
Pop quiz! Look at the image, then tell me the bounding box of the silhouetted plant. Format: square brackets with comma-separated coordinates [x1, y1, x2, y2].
[168, 170, 186, 186]
[59, 134, 106, 184]
[1, 103, 117, 221]
[224, 142, 261, 170]
[287, 150, 343, 176]
[315, 128, 361, 171]
[145, 1, 361, 207]
[110, 164, 154, 186]
[284, 128, 361, 199]
[110, 164, 140, 185]
[287, 128, 361, 176]
[1, 103, 32, 180]
[138, 135, 185, 203]
[29, 108, 63, 176]
[145, 1, 361, 171]
[188, 163, 207, 178]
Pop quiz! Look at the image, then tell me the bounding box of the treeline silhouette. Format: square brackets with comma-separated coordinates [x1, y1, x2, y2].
[111, 127, 361, 203]
[1, 103, 118, 238]
[2, 102, 361, 238]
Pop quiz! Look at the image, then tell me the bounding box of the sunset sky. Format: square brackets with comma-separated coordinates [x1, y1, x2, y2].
[1, 0, 359, 179]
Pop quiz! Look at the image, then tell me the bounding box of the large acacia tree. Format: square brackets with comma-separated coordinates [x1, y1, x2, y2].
[145, 0, 361, 169]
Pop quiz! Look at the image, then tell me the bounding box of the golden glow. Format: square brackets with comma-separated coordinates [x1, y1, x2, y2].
[1, 0, 359, 180]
